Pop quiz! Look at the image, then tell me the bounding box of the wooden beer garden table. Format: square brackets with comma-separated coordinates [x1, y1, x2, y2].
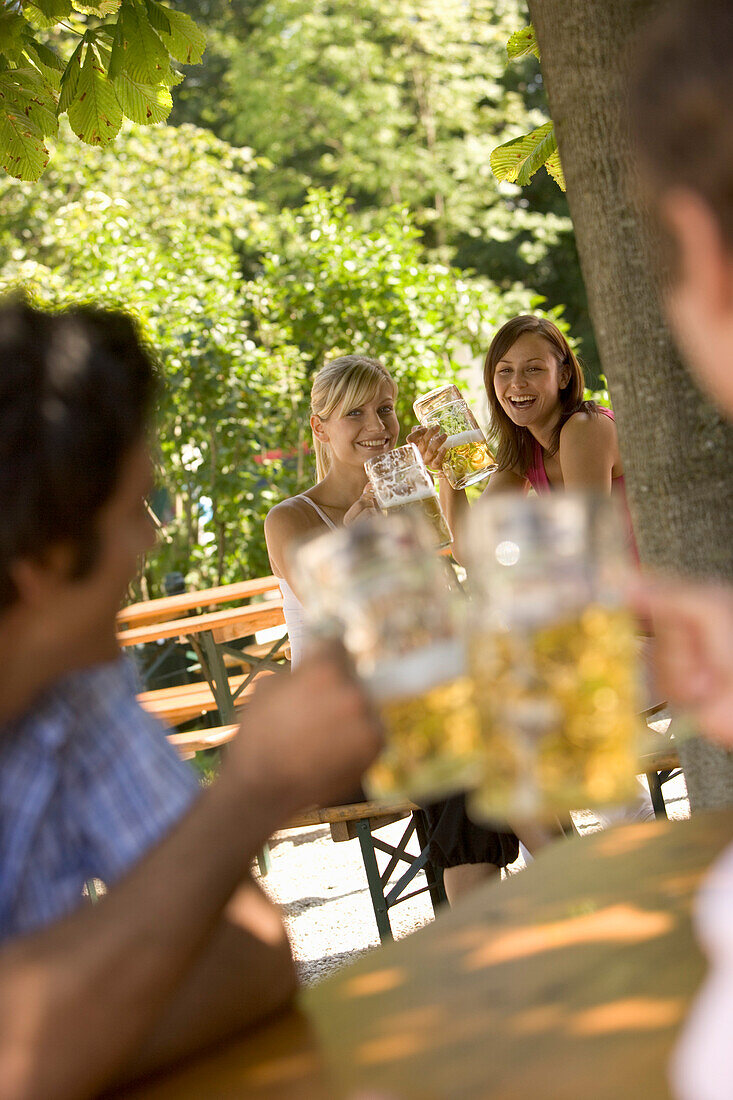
[114, 809, 733, 1100]
[116, 577, 287, 726]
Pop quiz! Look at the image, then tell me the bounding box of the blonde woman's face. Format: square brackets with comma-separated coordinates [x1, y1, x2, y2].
[319, 381, 399, 468]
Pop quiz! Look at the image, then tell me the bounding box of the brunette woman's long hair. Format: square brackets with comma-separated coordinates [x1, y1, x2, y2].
[483, 315, 598, 476]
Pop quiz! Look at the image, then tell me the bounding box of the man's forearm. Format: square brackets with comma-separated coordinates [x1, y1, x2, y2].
[0, 767, 291, 1100]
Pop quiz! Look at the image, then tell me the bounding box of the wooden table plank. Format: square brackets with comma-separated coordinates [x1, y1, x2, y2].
[117, 577, 281, 629]
[114, 811, 732, 1100]
[306, 809, 733, 1099]
[117, 600, 285, 647]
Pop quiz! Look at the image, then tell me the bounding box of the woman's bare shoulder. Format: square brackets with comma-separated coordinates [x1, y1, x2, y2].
[560, 407, 617, 445]
[264, 495, 323, 574]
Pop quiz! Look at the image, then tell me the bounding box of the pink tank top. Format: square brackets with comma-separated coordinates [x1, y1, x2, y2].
[525, 407, 639, 562]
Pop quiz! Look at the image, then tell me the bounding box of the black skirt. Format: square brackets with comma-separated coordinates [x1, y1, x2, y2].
[421, 794, 519, 869]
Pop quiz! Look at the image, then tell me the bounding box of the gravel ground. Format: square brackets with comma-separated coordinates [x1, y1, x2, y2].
[257, 722, 689, 987]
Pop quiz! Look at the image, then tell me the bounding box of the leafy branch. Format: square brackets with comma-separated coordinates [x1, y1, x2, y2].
[490, 23, 565, 192]
[0, 0, 205, 180]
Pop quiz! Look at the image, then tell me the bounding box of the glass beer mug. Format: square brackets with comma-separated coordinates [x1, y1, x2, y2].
[413, 384, 496, 490]
[293, 514, 482, 801]
[365, 442, 452, 550]
[465, 493, 640, 821]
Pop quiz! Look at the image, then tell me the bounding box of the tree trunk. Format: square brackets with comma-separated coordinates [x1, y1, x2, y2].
[528, 0, 733, 811]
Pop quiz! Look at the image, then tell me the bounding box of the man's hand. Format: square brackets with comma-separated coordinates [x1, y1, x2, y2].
[343, 483, 380, 526]
[229, 646, 383, 814]
[630, 575, 733, 747]
[407, 425, 449, 475]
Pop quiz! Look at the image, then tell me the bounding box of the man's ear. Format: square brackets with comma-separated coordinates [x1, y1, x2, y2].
[660, 188, 733, 312]
[310, 412, 329, 443]
[10, 546, 75, 608]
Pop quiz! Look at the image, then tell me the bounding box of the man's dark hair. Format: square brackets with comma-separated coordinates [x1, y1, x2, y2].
[0, 300, 156, 612]
[629, 0, 733, 248]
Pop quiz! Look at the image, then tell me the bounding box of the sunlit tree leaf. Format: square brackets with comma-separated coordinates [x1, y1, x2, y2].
[490, 120, 557, 187]
[112, 68, 171, 122]
[67, 43, 122, 144]
[507, 24, 540, 61]
[0, 105, 48, 179]
[146, 1, 205, 65]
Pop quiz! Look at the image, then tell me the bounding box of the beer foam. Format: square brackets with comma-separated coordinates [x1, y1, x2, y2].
[367, 639, 465, 702]
[443, 429, 484, 448]
[379, 484, 438, 507]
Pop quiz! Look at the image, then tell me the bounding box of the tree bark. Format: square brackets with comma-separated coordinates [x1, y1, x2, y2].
[528, 0, 733, 810]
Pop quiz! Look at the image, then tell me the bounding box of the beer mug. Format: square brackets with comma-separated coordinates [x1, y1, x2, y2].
[465, 493, 640, 821]
[364, 443, 452, 550]
[293, 514, 482, 801]
[413, 384, 496, 490]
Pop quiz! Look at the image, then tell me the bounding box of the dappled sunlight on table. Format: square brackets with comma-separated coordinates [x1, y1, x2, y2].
[594, 821, 665, 857]
[357, 1028, 434, 1066]
[463, 904, 675, 969]
[569, 996, 685, 1035]
[341, 967, 406, 999]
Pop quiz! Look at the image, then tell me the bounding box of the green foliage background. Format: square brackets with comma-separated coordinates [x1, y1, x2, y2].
[0, 0, 601, 597]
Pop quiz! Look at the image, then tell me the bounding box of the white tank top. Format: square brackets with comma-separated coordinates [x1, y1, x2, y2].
[277, 495, 337, 668]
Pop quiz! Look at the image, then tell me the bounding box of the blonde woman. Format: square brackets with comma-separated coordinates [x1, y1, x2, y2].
[265, 354, 519, 903]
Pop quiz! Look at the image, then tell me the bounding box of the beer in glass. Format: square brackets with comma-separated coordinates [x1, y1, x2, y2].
[413, 384, 496, 490]
[465, 493, 640, 820]
[293, 515, 482, 801]
[365, 443, 452, 550]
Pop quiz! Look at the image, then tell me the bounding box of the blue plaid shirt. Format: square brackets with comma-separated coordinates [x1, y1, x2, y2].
[0, 657, 200, 940]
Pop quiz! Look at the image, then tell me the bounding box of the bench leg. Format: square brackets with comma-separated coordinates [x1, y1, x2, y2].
[413, 811, 447, 911]
[355, 819, 393, 943]
[646, 771, 669, 820]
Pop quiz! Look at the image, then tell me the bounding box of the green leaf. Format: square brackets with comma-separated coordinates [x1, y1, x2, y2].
[118, 0, 169, 83]
[146, 1, 205, 65]
[544, 147, 566, 191]
[67, 43, 122, 145]
[507, 25, 540, 62]
[23, 37, 65, 90]
[0, 10, 29, 54]
[22, 1, 73, 31]
[72, 1, 122, 14]
[113, 69, 171, 123]
[0, 104, 48, 179]
[142, 0, 170, 35]
[57, 39, 84, 113]
[0, 67, 59, 138]
[490, 121, 557, 188]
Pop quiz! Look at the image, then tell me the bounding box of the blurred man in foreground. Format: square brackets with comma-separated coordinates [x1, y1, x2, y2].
[630, 0, 733, 749]
[631, 3, 733, 1097]
[0, 301, 382, 1100]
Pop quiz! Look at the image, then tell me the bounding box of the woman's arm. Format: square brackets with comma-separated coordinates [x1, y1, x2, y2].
[264, 501, 313, 602]
[558, 411, 617, 491]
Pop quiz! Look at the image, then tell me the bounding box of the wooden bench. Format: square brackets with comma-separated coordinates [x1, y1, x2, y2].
[117, 575, 282, 630]
[139, 671, 274, 725]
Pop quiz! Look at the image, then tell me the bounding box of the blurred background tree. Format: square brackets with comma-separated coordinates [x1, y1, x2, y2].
[171, 0, 599, 379]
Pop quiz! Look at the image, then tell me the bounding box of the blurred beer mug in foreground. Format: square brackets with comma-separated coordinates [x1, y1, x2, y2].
[294, 514, 482, 801]
[364, 443, 452, 550]
[465, 493, 640, 821]
[413, 383, 496, 490]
